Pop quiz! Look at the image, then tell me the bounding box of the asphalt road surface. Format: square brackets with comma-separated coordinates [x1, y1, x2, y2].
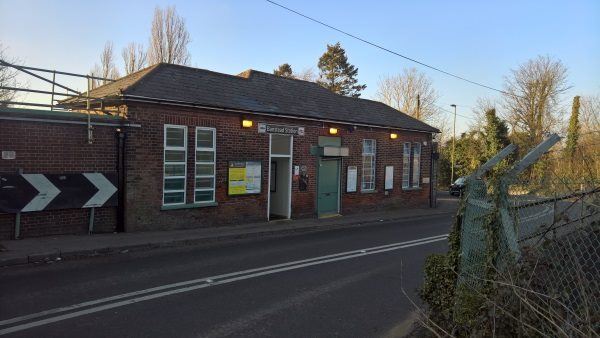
[0, 212, 454, 338]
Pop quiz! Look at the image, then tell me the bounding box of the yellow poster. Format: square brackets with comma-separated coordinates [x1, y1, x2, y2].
[229, 167, 246, 182]
[228, 161, 262, 195]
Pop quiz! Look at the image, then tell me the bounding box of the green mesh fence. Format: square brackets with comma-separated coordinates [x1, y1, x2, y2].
[456, 159, 600, 335]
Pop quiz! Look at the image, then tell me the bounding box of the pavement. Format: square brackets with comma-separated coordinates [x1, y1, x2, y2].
[0, 199, 457, 337]
[0, 197, 458, 268]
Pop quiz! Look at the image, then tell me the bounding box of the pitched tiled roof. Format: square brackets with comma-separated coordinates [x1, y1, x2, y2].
[64, 63, 439, 133]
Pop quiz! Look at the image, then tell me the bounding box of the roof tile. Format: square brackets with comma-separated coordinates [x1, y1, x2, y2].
[65, 63, 439, 133]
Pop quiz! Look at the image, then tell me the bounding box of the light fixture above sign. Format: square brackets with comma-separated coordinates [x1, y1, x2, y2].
[329, 127, 338, 135]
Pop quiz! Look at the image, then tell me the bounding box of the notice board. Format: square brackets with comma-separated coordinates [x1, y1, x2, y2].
[228, 161, 262, 195]
[346, 166, 357, 192]
[385, 166, 394, 190]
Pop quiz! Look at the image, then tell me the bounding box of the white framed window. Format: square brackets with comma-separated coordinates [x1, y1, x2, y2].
[412, 143, 421, 188]
[195, 127, 216, 203]
[163, 125, 187, 205]
[361, 139, 376, 191]
[402, 142, 411, 189]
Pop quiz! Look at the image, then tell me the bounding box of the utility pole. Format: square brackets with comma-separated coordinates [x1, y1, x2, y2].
[450, 104, 457, 184]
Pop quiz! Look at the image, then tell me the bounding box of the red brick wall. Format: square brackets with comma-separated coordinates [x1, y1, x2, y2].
[0, 117, 119, 239]
[338, 127, 432, 213]
[1, 105, 433, 239]
[124, 103, 432, 232]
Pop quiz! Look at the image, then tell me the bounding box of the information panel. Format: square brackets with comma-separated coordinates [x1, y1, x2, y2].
[346, 166, 357, 193]
[385, 166, 394, 190]
[228, 161, 262, 195]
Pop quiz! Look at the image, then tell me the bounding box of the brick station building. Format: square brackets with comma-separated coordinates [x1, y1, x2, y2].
[0, 63, 439, 239]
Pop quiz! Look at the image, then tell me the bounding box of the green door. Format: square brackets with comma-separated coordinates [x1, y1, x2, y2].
[318, 158, 340, 216]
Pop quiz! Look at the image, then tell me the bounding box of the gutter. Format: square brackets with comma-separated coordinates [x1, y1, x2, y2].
[0, 115, 141, 128]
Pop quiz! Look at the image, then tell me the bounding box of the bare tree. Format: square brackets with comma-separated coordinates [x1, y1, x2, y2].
[375, 68, 440, 122]
[580, 94, 600, 134]
[0, 42, 21, 106]
[502, 55, 569, 149]
[430, 114, 451, 145]
[294, 67, 317, 82]
[148, 6, 191, 65]
[122, 42, 147, 75]
[578, 94, 600, 178]
[90, 41, 120, 88]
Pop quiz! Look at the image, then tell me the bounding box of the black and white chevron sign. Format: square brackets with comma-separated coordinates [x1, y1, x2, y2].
[0, 173, 118, 213]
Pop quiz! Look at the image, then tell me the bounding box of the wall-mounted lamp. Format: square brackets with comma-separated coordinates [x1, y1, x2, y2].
[241, 119, 253, 128]
[329, 127, 339, 135]
[390, 133, 398, 139]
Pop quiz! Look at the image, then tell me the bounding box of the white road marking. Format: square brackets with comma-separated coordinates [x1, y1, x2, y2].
[20, 174, 60, 212]
[0, 233, 448, 335]
[520, 204, 552, 222]
[82, 173, 117, 208]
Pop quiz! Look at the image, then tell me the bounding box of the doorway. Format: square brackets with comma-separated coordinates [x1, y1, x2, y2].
[317, 158, 340, 217]
[268, 134, 292, 220]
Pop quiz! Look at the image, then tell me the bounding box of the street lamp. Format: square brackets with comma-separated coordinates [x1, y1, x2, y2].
[450, 104, 457, 185]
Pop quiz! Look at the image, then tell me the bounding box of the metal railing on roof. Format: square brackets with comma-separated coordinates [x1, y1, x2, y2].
[0, 60, 124, 143]
[0, 59, 116, 111]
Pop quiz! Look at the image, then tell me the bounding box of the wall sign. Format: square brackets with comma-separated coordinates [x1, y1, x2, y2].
[228, 161, 262, 195]
[258, 123, 305, 136]
[385, 166, 394, 190]
[346, 166, 357, 193]
[1, 151, 16, 160]
[0, 173, 117, 213]
[299, 165, 308, 191]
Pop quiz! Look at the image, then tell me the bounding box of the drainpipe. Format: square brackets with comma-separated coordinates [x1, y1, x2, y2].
[116, 129, 127, 232]
[14, 168, 23, 239]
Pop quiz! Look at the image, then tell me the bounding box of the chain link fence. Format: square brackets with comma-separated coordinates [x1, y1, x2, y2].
[456, 137, 600, 336]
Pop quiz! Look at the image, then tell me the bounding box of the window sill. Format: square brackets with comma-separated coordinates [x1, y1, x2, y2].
[402, 187, 422, 191]
[360, 189, 378, 194]
[161, 202, 218, 210]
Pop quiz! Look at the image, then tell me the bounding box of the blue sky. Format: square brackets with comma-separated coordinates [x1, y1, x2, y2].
[1, 0, 598, 133]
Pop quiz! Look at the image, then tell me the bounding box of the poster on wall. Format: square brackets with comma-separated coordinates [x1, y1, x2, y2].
[347, 166, 357, 193]
[299, 165, 308, 191]
[385, 166, 394, 190]
[228, 161, 262, 195]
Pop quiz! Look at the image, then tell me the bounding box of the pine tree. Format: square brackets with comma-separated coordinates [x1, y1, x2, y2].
[317, 42, 366, 98]
[273, 63, 293, 78]
[565, 96, 580, 159]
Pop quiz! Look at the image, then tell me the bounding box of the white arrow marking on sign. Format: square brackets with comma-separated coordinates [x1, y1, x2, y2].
[21, 174, 61, 212]
[82, 173, 117, 208]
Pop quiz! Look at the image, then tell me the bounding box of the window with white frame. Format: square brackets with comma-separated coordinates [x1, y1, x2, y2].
[163, 125, 187, 205]
[361, 139, 376, 191]
[412, 143, 421, 188]
[402, 142, 411, 189]
[195, 127, 216, 203]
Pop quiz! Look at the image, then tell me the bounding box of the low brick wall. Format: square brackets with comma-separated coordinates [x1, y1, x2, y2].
[0, 110, 121, 239]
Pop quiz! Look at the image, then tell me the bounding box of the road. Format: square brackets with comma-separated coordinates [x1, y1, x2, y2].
[0, 212, 454, 338]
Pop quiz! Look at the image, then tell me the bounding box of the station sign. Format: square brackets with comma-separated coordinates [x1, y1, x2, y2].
[258, 123, 304, 136]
